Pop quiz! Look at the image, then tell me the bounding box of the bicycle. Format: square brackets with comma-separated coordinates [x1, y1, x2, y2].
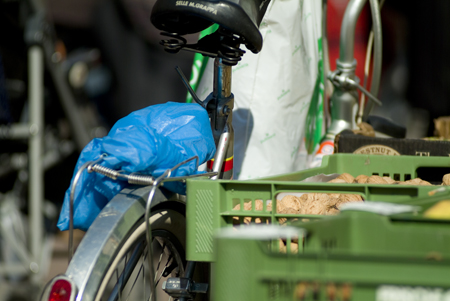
[39, 0, 385, 300]
[39, 0, 271, 300]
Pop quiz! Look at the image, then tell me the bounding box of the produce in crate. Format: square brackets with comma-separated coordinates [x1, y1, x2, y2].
[399, 178, 432, 185]
[366, 175, 391, 184]
[186, 154, 450, 262]
[355, 174, 368, 183]
[332, 172, 354, 183]
[444, 174, 450, 185]
[232, 172, 450, 221]
[231, 171, 450, 255]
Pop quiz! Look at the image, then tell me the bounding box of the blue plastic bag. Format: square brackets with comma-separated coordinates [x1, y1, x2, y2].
[58, 102, 216, 231]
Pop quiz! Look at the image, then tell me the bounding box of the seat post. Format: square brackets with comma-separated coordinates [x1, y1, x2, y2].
[213, 57, 232, 99]
[210, 57, 234, 180]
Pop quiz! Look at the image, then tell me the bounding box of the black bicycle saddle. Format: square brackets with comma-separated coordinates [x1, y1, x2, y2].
[151, 0, 270, 53]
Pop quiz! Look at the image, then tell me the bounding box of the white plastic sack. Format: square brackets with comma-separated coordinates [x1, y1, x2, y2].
[196, 0, 324, 179]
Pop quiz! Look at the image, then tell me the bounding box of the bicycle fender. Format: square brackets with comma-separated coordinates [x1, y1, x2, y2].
[64, 185, 184, 301]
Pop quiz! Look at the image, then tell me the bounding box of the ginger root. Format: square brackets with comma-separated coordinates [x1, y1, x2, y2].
[233, 172, 442, 227]
[398, 178, 432, 186]
[443, 174, 450, 186]
[277, 195, 302, 213]
[335, 173, 355, 183]
[355, 174, 369, 183]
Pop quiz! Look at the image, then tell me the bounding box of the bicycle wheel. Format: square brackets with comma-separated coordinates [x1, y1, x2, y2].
[95, 208, 187, 301]
[41, 185, 210, 301]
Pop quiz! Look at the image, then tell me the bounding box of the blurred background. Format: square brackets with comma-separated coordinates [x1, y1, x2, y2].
[1, 0, 198, 298]
[1, 0, 450, 299]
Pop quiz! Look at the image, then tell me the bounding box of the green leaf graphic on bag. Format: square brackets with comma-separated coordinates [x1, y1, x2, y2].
[305, 38, 325, 154]
[186, 24, 219, 103]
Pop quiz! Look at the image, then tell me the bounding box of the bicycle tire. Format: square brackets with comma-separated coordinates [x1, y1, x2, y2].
[94, 208, 187, 301]
[60, 185, 196, 301]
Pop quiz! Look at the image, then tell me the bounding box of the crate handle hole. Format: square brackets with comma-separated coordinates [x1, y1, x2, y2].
[232, 198, 241, 211]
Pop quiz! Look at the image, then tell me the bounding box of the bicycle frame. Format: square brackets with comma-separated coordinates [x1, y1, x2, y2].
[207, 58, 234, 180]
[176, 56, 234, 179]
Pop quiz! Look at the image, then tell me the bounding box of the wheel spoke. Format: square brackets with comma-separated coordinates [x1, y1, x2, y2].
[155, 254, 173, 287]
[154, 242, 167, 281]
[103, 236, 184, 301]
[92, 211, 190, 301]
[106, 241, 146, 301]
[125, 261, 145, 301]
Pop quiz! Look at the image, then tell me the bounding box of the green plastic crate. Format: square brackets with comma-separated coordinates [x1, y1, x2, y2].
[186, 154, 450, 262]
[212, 200, 450, 301]
[299, 197, 450, 258]
[263, 153, 450, 183]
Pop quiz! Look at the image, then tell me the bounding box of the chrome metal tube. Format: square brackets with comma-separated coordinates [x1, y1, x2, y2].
[338, 0, 367, 72]
[28, 45, 44, 279]
[211, 132, 230, 180]
[327, 0, 368, 136]
[327, 88, 359, 135]
[327, 0, 383, 135]
[363, 0, 382, 119]
[211, 58, 234, 179]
